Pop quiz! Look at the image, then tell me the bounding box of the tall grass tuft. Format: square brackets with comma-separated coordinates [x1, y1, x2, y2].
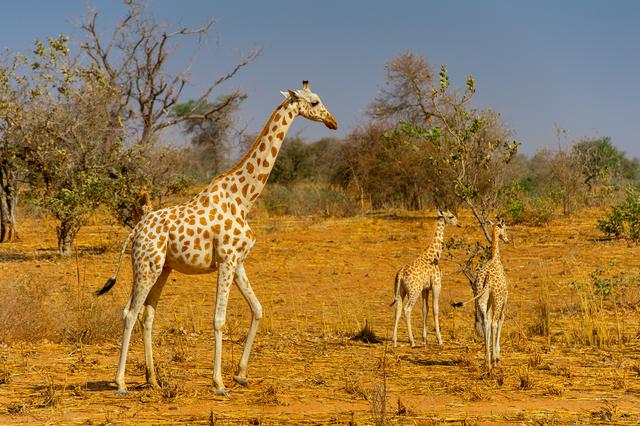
[0, 274, 121, 344]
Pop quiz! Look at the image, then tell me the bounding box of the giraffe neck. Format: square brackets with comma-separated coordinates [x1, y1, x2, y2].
[491, 226, 500, 259]
[423, 218, 445, 260]
[214, 99, 298, 212]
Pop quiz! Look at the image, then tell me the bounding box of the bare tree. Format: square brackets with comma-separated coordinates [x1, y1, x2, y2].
[79, 0, 259, 223]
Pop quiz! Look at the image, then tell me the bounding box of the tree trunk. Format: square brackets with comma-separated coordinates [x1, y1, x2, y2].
[57, 219, 81, 256]
[0, 161, 19, 242]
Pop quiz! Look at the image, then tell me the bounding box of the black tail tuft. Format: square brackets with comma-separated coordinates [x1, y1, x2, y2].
[95, 277, 117, 296]
[451, 301, 464, 308]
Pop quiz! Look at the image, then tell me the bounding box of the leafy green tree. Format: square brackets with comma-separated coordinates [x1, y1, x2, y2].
[19, 35, 126, 255]
[0, 53, 28, 241]
[597, 188, 640, 241]
[269, 137, 311, 184]
[572, 137, 627, 190]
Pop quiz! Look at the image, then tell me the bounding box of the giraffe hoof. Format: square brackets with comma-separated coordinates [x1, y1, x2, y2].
[115, 389, 129, 395]
[215, 389, 229, 397]
[233, 375, 249, 388]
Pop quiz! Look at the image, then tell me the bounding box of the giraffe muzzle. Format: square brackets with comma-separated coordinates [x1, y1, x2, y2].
[324, 114, 338, 130]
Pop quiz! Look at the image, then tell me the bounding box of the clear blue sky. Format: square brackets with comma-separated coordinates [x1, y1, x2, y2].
[2, 1, 639, 156]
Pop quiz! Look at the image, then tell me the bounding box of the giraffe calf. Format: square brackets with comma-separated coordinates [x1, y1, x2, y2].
[454, 218, 509, 371]
[476, 219, 509, 370]
[391, 210, 459, 348]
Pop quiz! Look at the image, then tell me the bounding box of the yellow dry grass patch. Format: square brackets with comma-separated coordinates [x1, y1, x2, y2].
[0, 207, 638, 424]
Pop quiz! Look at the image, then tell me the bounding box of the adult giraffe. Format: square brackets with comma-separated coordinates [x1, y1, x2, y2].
[97, 81, 337, 395]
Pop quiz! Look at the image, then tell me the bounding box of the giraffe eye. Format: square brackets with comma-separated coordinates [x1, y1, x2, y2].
[310, 101, 319, 107]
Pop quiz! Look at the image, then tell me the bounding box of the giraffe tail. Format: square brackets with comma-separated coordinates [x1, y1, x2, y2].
[95, 230, 135, 296]
[389, 271, 401, 307]
[451, 285, 488, 308]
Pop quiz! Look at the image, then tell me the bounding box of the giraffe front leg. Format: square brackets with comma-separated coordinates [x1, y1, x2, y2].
[431, 279, 443, 346]
[233, 262, 262, 388]
[421, 288, 430, 346]
[213, 260, 235, 396]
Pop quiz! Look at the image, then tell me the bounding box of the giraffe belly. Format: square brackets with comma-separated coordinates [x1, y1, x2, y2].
[165, 237, 218, 274]
[165, 255, 217, 274]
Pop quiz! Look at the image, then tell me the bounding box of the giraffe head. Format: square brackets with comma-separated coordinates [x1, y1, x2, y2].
[437, 209, 461, 227]
[492, 218, 509, 243]
[281, 81, 338, 130]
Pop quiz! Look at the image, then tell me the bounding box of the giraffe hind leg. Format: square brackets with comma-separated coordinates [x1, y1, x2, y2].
[233, 262, 262, 388]
[142, 267, 171, 389]
[493, 295, 507, 367]
[392, 282, 405, 348]
[115, 264, 162, 394]
[404, 290, 419, 348]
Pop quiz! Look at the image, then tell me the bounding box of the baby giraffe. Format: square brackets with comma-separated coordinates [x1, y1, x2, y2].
[454, 218, 509, 371]
[391, 210, 460, 348]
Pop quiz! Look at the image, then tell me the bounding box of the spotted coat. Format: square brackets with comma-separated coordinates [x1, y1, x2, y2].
[391, 210, 460, 347]
[98, 82, 337, 395]
[474, 219, 509, 371]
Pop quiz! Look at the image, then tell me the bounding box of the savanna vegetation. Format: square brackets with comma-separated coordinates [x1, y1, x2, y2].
[0, 1, 639, 424]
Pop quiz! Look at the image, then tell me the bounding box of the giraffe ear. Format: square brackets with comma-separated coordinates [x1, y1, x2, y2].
[281, 90, 299, 100]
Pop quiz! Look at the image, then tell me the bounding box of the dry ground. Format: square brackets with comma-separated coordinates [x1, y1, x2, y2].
[0, 205, 639, 424]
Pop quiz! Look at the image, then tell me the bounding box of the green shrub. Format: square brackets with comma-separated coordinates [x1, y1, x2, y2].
[589, 268, 624, 299]
[499, 182, 554, 226]
[597, 188, 640, 240]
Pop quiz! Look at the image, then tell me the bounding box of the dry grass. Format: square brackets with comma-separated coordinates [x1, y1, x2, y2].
[517, 366, 534, 390]
[343, 376, 368, 400]
[0, 208, 638, 424]
[36, 375, 64, 408]
[0, 272, 121, 345]
[369, 383, 386, 426]
[530, 284, 551, 342]
[591, 400, 619, 423]
[251, 383, 283, 406]
[543, 383, 564, 396]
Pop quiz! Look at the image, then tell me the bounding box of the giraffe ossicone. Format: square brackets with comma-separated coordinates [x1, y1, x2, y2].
[391, 210, 460, 348]
[96, 81, 337, 395]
